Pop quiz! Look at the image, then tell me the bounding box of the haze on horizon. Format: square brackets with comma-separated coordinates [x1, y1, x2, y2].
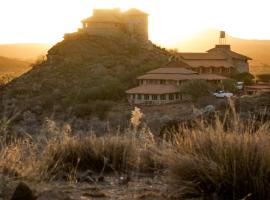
[0, 0, 270, 48]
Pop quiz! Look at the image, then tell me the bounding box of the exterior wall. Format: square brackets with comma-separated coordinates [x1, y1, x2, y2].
[233, 59, 249, 73]
[127, 93, 181, 105]
[124, 15, 148, 41]
[85, 22, 125, 37]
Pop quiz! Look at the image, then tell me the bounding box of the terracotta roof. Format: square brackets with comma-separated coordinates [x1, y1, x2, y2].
[82, 9, 123, 23]
[126, 84, 178, 94]
[245, 85, 270, 90]
[163, 60, 192, 68]
[147, 67, 197, 75]
[207, 46, 252, 60]
[195, 74, 229, 80]
[184, 60, 234, 68]
[137, 73, 228, 81]
[123, 8, 148, 16]
[178, 52, 226, 60]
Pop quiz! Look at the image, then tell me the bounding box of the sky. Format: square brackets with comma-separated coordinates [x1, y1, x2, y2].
[0, 0, 270, 47]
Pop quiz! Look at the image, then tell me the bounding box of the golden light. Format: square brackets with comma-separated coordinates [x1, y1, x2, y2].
[0, 0, 269, 47]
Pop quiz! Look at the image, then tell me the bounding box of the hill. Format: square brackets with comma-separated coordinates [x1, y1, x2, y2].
[1, 33, 169, 122]
[0, 43, 52, 60]
[176, 29, 270, 74]
[0, 56, 31, 79]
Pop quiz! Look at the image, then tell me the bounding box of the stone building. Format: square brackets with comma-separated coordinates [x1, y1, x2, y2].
[126, 61, 228, 105]
[81, 8, 148, 41]
[176, 44, 252, 76]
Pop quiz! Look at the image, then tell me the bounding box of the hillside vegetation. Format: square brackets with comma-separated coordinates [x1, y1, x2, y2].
[0, 56, 31, 79]
[1, 33, 169, 120]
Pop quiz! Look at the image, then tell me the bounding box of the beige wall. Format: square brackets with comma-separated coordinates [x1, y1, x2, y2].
[124, 15, 148, 41]
[233, 59, 249, 73]
[85, 22, 125, 37]
[127, 93, 180, 105]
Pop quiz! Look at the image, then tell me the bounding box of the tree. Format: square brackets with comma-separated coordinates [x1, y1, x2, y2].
[221, 79, 238, 93]
[232, 72, 255, 85]
[180, 80, 213, 101]
[257, 74, 270, 82]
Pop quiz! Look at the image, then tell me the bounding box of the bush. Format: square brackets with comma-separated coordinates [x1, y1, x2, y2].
[180, 80, 213, 101]
[40, 133, 161, 180]
[166, 120, 270, 200]
[257, 73, 270, 82]
[232, 72, 255, 85]
[221, 79, 238, 93]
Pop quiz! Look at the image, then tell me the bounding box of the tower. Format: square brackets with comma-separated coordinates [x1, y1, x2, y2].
[219, 31, 226, 45]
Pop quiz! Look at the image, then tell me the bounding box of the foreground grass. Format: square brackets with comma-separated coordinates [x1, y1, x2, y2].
[166, 122, 270, 199]
[0, 109, 270, 199]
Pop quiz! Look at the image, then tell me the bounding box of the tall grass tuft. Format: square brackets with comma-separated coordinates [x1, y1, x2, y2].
[166, 107, 270, 199]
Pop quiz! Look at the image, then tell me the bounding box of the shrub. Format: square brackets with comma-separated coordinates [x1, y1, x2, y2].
[221, 79, 239, 93]
[40, 133, 161, 180]
[232, 72, 255, 85]
[257, 73, 270, 82]
[180, 80, 213, 101]
[166, 119, 270, 200]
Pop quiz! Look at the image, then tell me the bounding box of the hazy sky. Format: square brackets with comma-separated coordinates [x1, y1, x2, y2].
[0, 0, 270, 47]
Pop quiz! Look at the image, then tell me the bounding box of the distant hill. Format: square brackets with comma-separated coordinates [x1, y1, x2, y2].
[0, 56, 31, 78]
[0, 43, 52, 60]
[176, 29, 270, 74]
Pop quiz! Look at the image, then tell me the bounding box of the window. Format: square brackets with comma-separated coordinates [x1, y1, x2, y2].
[160, 94, 166, 100]
[169, 94, 174, 100]
[138, 94, 142, 100]
[144, 94, 149, 100]
[176, 93, 179, 99]
[152, 95, 158, 100]
[160, 80, 166, 84]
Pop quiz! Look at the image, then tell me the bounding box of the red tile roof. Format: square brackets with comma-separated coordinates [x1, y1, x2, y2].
[163, 60, 192, 68]
[178, 52, 226, 60]
[184, 60, 234, 68]
[147, 67, 197, 75]
[137, 73, 228, 81]
[123, 8, 148, 16]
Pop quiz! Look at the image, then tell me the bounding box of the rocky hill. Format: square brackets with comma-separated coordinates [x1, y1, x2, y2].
[1, 33, 169, 123]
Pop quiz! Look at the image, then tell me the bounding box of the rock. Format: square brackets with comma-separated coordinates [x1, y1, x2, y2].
[201, 105, 215, 114]
[11, 182, 36, 200]
[118, 176, 131, 186]
[76, 170, 95, 183]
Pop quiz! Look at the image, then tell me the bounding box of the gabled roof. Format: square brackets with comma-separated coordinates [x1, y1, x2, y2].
[184, 60, 234, 68]
[207, 45, 252, 60]
[137, 73, 229, 81]
[126, 84, 178, 94]
[82, 8, 123, 23]
[163, 60, 192, 68]
[178, 52, 226, 60]
[147, 67, 197, 75]
[123, 8, 148, 16]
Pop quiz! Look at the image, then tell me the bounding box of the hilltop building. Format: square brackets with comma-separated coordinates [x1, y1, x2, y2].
[81, 8, 149, 41]
[176, 32, 252, 75]
[126, 61, 228, 105]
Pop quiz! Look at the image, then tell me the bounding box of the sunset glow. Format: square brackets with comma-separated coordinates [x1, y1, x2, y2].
[0, 0, 270, 47]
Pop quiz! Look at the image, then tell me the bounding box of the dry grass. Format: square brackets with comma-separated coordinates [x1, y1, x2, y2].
[0, 105, 270, 200]
[166, 107, 270, 199]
